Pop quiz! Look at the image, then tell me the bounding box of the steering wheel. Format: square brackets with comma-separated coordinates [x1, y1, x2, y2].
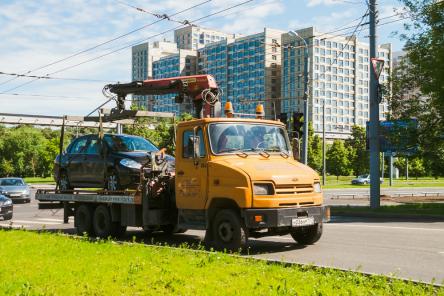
[255, 141, 266, 150]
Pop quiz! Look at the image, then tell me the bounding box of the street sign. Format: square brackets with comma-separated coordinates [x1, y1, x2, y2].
[366, 119, 419, 155]
[371, 58, 385, 80]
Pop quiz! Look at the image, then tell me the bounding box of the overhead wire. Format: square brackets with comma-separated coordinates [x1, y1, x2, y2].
[0, 0, 212, 89]
[0, 71, 117, 83]
[1, 0, 255, 94]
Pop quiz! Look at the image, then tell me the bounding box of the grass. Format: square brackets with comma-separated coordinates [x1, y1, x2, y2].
[0, 230, 443, 295]
[331, 203, 444, 217]
[322, 176, 444, 189]
[23, 176, 55, 184]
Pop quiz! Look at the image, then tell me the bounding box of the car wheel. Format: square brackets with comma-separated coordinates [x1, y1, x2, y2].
[3, 213, 13, 220]
[211, 209, 247, 252]
[106, 170, 121, 191]
[290, 222, 323, 245]
[93, 205, 112, 238]
[75, 204, 94, 236]
[58, 171, 73, 191]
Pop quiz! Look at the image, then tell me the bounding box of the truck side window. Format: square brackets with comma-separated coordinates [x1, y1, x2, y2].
[183, 128, 206, 158]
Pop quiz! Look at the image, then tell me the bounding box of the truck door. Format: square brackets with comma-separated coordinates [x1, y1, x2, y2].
[175, 126, 208, 210]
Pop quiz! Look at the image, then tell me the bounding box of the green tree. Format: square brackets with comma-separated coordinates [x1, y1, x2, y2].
[307, 123, 322, 172]
[395, 156, 427, 179]
[345, 125, 369, 176]
[0, 159, 14, 177]
[326, 140, 352, 180]
[389, 0, 444, 176]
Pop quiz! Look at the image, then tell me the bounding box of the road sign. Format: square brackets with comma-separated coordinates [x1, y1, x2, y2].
[371, 58, 385, 80]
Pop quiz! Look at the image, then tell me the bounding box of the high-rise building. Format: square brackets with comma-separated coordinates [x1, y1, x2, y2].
[198, 28, 283, 118]
[131, 41, 178, 109]
[174, 26, 234, 50]
[151, 49, 198, 114]
[281, 27, 391, 139]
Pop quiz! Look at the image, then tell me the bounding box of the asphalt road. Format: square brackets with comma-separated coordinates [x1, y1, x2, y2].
[1, 189, 443, 284]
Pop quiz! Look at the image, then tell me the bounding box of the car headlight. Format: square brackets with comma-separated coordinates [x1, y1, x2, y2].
[120, 158, 142, 169]
[22, 189, 30, 196]
[313, 182, 322, 193]
[3, 199, 12, 206]
[253, 183, 274, 195]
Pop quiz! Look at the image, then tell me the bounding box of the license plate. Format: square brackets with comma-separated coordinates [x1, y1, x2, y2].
[10, 194, 21, 197]
[291, 217, 315, 227]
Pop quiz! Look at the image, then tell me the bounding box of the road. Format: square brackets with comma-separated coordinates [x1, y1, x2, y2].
[1, 189, 443, 284]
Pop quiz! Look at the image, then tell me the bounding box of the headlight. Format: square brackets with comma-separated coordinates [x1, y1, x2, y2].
[313, 182, 322, 193]
[253, 183, 274, 195]
[3, 199, 12, 206]
[120, 158, 142, 169]
[22, 189, 30, 196]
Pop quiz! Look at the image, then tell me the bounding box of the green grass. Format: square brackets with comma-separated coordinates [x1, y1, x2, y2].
[23, 176, 55, 184]
[322, 176, 444, 189]
[0, 230, 442, 295]
[331, 203, 444, 217]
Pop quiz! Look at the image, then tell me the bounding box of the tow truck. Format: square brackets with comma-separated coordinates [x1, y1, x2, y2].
[36, 74, 328, 250]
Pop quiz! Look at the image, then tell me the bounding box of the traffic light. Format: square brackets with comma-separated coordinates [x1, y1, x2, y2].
[293, 112, 304, 138]
[279, 113, 288, 126]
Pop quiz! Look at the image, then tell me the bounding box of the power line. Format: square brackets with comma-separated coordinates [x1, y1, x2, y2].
[0, 0, 211, 89]
[2, 0, 255, 94]
[0, 92, 97, 100]
[0, 71, 117, 83]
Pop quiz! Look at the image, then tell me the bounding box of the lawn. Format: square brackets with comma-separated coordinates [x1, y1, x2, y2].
[331, 203, 444, 217]
[0, 230, 442, 295]
[24, 176, 55, 184]
[322, 176, 444, 189]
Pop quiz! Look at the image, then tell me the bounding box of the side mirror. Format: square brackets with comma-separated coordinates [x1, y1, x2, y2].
[292, 138, 300, 161]
[193, 127, 201, 163]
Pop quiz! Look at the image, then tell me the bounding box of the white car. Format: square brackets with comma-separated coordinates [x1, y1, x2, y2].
[351, 174, 383, 185]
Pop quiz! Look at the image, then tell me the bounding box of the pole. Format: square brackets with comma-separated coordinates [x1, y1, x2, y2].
[405, 157, 409, 180]
[322, 100, 326, 186]
[381, 152, 385, 178]
[369, 0, 380, 208]
[389, 154, 393, 186]
[302, 42, 309, 165]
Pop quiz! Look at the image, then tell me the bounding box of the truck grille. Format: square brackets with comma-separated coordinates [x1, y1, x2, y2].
[275, 184, 314, 195]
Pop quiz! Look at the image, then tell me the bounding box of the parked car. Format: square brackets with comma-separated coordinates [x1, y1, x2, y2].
[0, 194, 13, 220]
[54, 133, 174, 191]
[0, 178, 31, 203]
[351, 174, 384, 185]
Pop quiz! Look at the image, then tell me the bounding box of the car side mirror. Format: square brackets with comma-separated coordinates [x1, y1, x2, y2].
[193, 127, 201, 163]
[292, 138, 300, 161]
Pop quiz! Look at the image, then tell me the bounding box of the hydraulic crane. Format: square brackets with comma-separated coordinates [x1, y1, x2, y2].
[103, 74, 222, 118]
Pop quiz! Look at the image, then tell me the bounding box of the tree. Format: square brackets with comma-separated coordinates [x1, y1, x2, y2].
[395, 156, 426, 179]
[307, 123, 322, 172]
[388, 0, 444, 176]
[345, 125, 369, 176]
[326, 140, 352, 180]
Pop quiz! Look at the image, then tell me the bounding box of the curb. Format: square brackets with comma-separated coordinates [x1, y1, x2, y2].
[331, 211, 444, 221]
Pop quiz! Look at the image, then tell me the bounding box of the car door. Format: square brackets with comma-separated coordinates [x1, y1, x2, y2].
[83, 135, 106, 185]
[66, 137, 88, 184]
[175, 126, 208, 210]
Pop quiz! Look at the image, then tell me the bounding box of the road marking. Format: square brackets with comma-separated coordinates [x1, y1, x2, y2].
[0, 223, 29, 228]
[36, 218, 65, 222]
[327, 223, 444, 232]
[10, 219, 61, 225]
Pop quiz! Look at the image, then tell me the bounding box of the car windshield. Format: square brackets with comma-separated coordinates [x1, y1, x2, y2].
[209, 123, 289, 154]
[0, 178, 24, 186]
[104, 135, 159, 152]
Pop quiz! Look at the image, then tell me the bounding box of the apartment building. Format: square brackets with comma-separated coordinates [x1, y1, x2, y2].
[281, 27, 391, 139]
[174, 26, 234, 50]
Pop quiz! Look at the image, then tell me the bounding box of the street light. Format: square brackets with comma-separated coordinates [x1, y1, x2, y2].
[288, 30, 309, 165]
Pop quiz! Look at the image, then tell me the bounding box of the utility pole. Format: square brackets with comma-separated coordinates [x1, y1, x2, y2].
[369, 0, 381, 208]
[322, 100, 326, 186]
[302, 44, 310, 165]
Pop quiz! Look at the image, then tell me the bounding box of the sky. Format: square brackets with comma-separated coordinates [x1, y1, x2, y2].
[0, 0, 409, 116]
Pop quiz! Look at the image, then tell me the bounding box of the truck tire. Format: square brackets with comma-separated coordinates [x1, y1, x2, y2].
[75, 204, 94, 236]
[211, 209, 247, 252]
[111, 222, 127, 238]
[93, 205, 113, 238]
[290, 222, 323, 245]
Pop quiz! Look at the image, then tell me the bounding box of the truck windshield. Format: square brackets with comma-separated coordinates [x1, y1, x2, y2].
[209, 123, 289, 155]
[104, 135, 159, 152]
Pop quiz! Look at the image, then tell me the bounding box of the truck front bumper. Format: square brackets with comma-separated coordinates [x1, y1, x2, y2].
[243, 206, 329, 229]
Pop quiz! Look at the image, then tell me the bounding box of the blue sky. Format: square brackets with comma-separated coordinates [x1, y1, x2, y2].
[0, 0, 407, 116]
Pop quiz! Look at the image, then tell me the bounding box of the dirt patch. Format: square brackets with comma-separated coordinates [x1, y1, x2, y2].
[381, 195, 444, 203]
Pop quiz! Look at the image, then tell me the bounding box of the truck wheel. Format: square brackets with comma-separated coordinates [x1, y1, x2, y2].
[111, 222, 127, 238]
[212, 209, 247, 252]
[106, 170, 121, 191]
[75, 204, 94, 236]
[290, 222, 323, 245]
[59, 171, 73, 192]
[93, 205, 112, 238]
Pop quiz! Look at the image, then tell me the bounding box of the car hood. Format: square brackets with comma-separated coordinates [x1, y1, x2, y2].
[212, 155, 319, 185]
[0, 194, 11, 202]
[0, 185, 28, 193]
[114, 151, 175, 164]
